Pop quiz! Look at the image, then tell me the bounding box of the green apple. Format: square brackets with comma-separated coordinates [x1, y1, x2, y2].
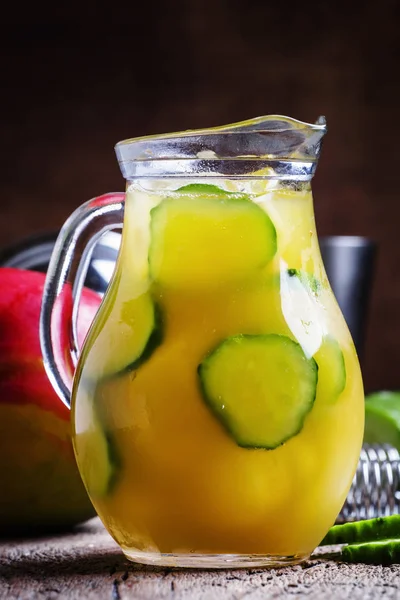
[364, 390, 400, 450]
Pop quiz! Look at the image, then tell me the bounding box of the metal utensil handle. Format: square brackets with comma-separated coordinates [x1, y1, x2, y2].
[39, 192, 125, 408]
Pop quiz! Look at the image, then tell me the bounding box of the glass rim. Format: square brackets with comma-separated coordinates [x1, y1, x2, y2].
[115, 115, 327, 148]
[114, 115, 327, 181]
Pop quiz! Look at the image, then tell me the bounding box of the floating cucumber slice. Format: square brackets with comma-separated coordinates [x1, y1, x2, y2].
[364, 391, 400, 450]
[176, 183, 228, 195]
[89, 292, 163, 379]
[116, 294, 163, 375]
[149, 183, 277, 288]
[78, 394, 120, 498]
[83, 425, 120, 498]
[314, 335, 346, 403]
[198, 334, 318, 449]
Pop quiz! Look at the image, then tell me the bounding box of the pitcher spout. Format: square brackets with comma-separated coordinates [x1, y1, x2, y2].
[204, 114, 327, 163]
[115, 115, 327, 182]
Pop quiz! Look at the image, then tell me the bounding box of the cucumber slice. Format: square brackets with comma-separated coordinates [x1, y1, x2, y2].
[78, 399, 120, 498]
[314, 335, 346, 403]
[364, 391, 400, 450]
[149, 183, 277, 288]
[116, 294, 163, 375]
[88, 291, 163, 379]
[83, 426, 120, 498]
[176, 184, 228, 195]
[198, 334, 318, 449]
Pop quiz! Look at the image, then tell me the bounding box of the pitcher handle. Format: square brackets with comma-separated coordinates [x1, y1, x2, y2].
[40, 192, 125, 409]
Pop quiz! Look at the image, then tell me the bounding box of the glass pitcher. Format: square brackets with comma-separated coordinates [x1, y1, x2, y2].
[40, 116, 364, 568]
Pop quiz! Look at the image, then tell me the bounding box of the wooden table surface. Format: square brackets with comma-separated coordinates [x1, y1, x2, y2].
[1, 518, 399, 600]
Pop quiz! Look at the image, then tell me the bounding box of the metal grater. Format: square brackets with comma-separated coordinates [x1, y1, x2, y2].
[338, 444, 400, 523]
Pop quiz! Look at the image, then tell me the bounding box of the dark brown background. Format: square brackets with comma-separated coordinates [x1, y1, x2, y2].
[1, 1, 399, 392]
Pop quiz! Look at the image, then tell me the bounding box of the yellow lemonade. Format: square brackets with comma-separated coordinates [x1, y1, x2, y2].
[72, 179, 364, 566]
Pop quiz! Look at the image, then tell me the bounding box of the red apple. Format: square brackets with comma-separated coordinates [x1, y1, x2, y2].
[0, 267, 101, 534]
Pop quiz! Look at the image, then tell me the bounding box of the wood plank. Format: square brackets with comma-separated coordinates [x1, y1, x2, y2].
[1, 518, 399, 599]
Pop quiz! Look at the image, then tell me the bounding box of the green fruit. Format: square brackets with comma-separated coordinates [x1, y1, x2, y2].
[364, 391, 400, 450]
[198, 334, 318, 449]
[149, 184, 277, 288]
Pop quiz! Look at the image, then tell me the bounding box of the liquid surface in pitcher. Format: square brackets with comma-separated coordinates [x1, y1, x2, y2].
[72, 178, 364, 567]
